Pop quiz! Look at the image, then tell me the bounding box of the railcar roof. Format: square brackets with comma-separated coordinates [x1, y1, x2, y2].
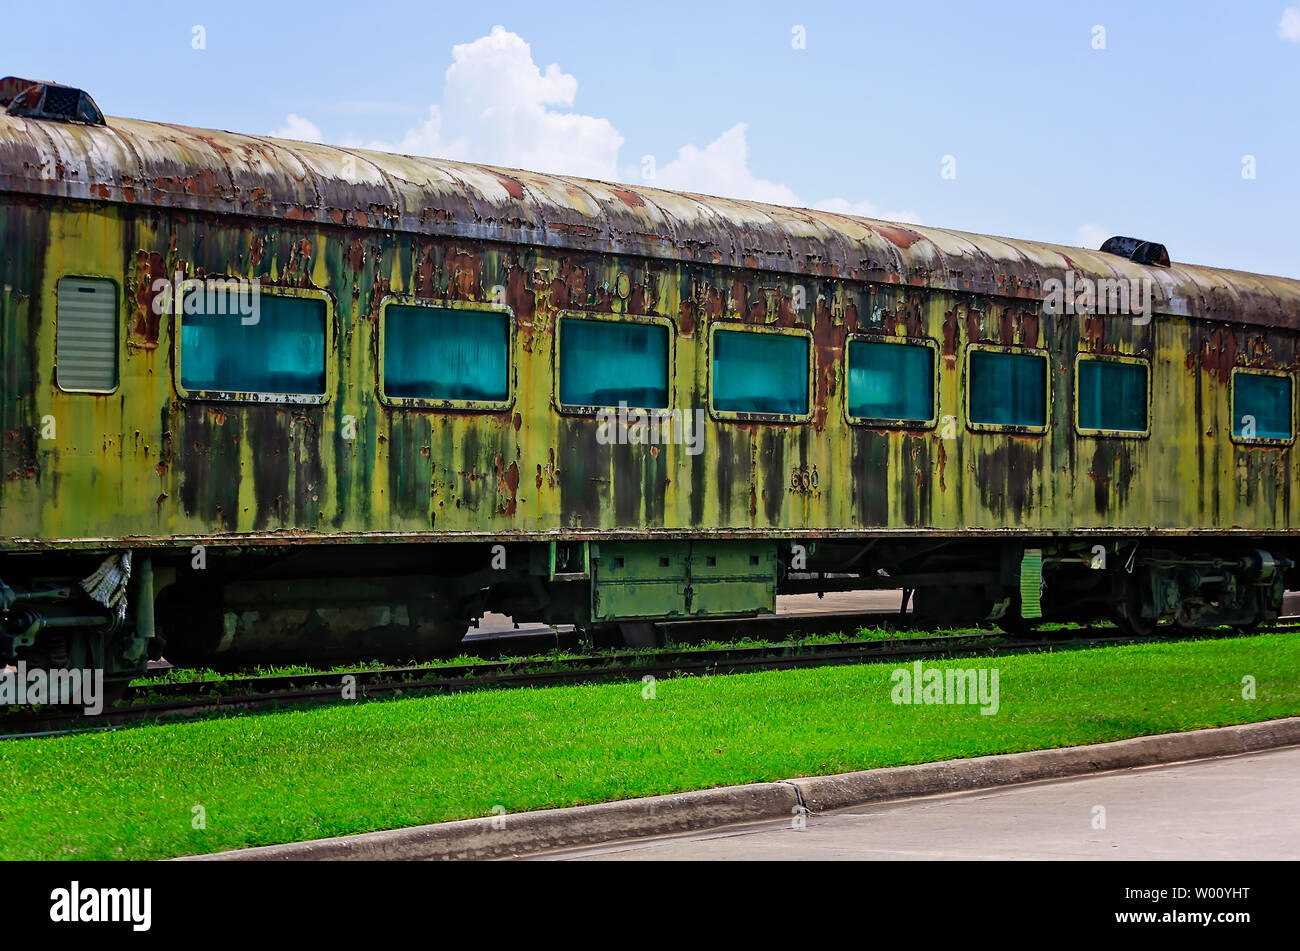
[3, 111, 1299, 328]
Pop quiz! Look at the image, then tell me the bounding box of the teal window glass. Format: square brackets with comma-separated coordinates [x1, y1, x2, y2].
[1078, 359, 1147, 433]
[712, 330, 809, 416]
[968, 349, 1047, 427]
[384, 305, 509, 402]
[847, 340, 934, 422]
[1234, 373, 1292, 440]
[181, 292, 326, 396]
[559, 318, 669, 408]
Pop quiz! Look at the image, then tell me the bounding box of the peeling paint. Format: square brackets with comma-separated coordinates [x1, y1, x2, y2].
[0, 112, 1297, 558]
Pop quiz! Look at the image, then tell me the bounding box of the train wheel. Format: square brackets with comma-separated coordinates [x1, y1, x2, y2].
[1112, 576, 1156, 636]
[1172, 605, 1216, 635]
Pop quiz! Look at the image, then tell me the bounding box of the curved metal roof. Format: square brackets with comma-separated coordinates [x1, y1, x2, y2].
[3, 111, 1299, 328]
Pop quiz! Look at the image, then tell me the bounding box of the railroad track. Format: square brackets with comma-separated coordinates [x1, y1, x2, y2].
[136, 607, 919, 677]
[5, 620, 1295, 739]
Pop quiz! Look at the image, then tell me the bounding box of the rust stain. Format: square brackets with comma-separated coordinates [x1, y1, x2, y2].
[942, 308, 959, 358]
[998, 305, 1015, 343]
[347, 237, 366, 274]
[550, 263, 587, 310]
[1021, 309, 1040, 348]
[677, 300, 697, 338]
[1083, 313, 1105, 350]
[900, 295, 922, 339]
[130, 249, 167, 344]
[628, 282, 647, 315]
[611, 189, 645, 208]
[506, 262, 535, 332]
[811, 295, 846, 432]
[872, 225, 924, 250]
[495, 453, 519, 516]
[415, 241, 435, 296]
[1201, 327, 1239, 384]
[493, 174, 526, 200]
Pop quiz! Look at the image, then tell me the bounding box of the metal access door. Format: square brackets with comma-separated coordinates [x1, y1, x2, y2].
[590, 540, 777, 622]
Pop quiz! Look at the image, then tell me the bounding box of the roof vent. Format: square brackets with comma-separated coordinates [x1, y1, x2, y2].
[0, 76, 46, 106]
[3, 79, 105, 125]
[1099, 235, 1170, 268]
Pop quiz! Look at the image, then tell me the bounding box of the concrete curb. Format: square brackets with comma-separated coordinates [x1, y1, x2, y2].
[187, 782, 799, 861]
[188, 716, 1300, 861]
[789, 716, 1300, 812]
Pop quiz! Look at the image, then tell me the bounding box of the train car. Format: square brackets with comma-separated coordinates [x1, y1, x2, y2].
[1, 78, 1297, 678]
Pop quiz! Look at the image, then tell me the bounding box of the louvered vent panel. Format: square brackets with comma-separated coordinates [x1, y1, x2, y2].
[41, 85, 80, 118]
[56, 277, 118, 391]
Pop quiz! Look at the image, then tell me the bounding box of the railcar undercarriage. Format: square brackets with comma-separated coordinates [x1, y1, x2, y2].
[1, 537, 1293, 677]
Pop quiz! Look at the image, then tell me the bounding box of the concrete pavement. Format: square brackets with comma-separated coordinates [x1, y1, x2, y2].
[540, 746, 1300, 861]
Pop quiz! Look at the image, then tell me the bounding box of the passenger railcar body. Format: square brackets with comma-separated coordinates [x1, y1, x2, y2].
[1, 80, 1296, 675]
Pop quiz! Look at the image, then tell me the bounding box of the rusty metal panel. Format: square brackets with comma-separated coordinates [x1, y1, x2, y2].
[3, 112, 1300, 329]
[1, 111, 1299, 555]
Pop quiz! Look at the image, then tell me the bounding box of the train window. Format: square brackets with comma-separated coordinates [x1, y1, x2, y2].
[710, 326, 812, 419]
[55, 277, 118, 393]
[557, 316, 670, 410]
[1076, 355, 1149, 436]
[380, 300, 511, 408]
[845, 337, 936, 426]
[177, 287, 328, 403]
[1231, 369, 1294, 443]
[966, 346, 1049, 432]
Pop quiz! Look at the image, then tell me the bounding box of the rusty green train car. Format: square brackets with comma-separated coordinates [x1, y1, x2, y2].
[2, 79, 1297, 677]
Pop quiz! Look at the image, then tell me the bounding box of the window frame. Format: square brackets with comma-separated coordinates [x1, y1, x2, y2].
[1073, 352, 1152, 439]
[963, 343, 1051, 435]
[842, 333, 939, 430]
[55, 274, 120, 395]
[173, 283, 334, 406]
[552, 311, 676, 416]
[1229, 366, 1296, 447]
[708, 323, 815, 424]
[376, 296, 515, 412]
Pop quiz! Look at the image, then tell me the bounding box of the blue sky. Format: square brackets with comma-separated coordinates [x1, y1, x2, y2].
[5, 1, 1300, 277]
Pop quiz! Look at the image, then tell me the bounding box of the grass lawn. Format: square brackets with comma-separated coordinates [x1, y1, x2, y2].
[2, 633, 1297, 860]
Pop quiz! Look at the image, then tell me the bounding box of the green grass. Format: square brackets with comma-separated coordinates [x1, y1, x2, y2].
[2, 633, 1296, 860]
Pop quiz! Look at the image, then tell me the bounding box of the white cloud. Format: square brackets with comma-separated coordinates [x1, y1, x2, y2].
[271, 28, 916, 221]
[1076, 223, 1111, 249]
[361, 25, 622, 180]
[633, 124, 921, 223]
[813, 196, 923, 226]
[650, 123, 802, 205]
[267, 114, 323, 143]
[1279, 7, 1300, 41]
